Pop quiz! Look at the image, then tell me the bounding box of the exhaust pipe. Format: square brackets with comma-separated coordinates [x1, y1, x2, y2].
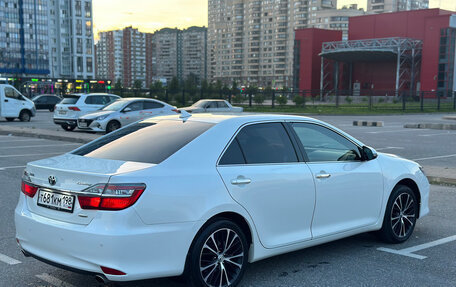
[95, 274, 109, 284]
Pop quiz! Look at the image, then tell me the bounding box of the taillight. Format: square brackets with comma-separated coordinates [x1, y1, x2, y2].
[78, 184, 146, 211]
[21, 180, 38, 198]
[68, 106, 81, 111]
[172, 108, 180, 113]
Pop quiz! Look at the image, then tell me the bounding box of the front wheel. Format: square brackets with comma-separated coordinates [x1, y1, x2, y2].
[19, 111, 31, 122]
[378, 185, 418, 243]
[106, 121, 120, 134]
[186, 220, 249, 287]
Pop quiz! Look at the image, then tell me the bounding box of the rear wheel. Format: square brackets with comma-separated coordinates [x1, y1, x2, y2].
[5, 118, 15, 122]
[49, 106, 55, 112]
[378, 185, 418, 243]
[61, 124, 76, 131]
[185, 220, 248, 287]
[106, 121, 120, 133]
[19, 110, 31, 122]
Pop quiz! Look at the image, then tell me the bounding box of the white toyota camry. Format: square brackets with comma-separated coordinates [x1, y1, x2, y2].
[15, 114, 429, 286]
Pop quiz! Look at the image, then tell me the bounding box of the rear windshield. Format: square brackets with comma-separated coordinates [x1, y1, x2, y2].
[61, 95, 80, 105]
[72, 120, 214, 164]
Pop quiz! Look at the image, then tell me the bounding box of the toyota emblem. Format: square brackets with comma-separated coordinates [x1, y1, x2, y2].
[48, 176, 57, 186]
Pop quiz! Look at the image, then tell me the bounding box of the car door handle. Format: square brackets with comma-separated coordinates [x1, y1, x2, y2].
[316, 173, 331, 179]
[231, 178, 251, 185]
[4, 99, 8, 102]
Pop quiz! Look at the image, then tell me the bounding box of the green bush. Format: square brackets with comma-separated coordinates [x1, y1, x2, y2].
[293, 95, 305, 107]
[276, 95, 288, 106]
[232, 94, 244, 104]
[378, 98, 385, 103]
[253, 94, 265, 105]
[345, 96, 353, 104]
[362, 97, 368, 102]
[392, 98, 399, 104]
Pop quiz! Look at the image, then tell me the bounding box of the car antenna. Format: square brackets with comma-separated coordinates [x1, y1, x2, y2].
[179, 110, 192, 122]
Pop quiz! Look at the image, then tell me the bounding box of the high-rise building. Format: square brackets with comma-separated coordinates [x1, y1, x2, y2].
[0, 0, 95, 79]
[48, 0, 95, 79]
[367, 0, 429, 14]
[152, 26, 208, 83]
[208, 0, 339, 88]
[95, 27, 153, 88]
[0, 0, 50, 77]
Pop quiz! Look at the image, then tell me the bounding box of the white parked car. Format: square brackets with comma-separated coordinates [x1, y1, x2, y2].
[77, 98, 178, 133]
[15, 114, 429, 286]
[0, 84, 36, 122]
[182, 99, 243, 113]
[53, 93, 120, 131]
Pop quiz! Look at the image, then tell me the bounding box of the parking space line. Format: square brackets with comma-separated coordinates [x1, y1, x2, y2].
[0, 143, 80, 150]
[367, 129, 417, 134]
[412, 154, 456, 161]
[0, 165, 26, 171]
[0, 138, 46, 143]
[0, 253, 21, 265]
[0, 152, 63, 158]
[377, 234, 456, 260]
[418, 132, 456, 137]
[36, 273, 76, 287]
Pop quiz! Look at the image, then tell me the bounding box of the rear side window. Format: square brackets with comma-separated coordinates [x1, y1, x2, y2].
[217, 101, 228, 108]
[220, 123, 298, 165]
[73, 120, 214, 164]
[144, 101, 165, 109]
[61, 96, 80, 104]
[85, 96, 107, 105]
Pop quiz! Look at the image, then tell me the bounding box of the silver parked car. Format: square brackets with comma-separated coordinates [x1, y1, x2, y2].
[182, 99, 243, 113]
[77, 98, 178, 133]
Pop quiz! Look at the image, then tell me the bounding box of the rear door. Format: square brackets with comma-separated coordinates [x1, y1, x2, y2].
[217, 122, 316, 248]
[119, 101, 144, 125]
[289, 122, 384, 238]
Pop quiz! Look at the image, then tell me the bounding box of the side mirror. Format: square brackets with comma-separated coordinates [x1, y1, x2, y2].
[362, 146, 378, 161]
[123, 107, 132, 113]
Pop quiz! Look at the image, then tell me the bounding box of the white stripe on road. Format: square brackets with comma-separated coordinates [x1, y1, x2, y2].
[0, 139, 46, 143]
[0, 165, 26, 171]
[0, 143, 79, 150]
[418, 132, 456, 137]
[0, 253, 22, 265]
[367, 129, 417, 134]
[377, 235, 456, 260]
[36, 273, 76, 287]
[412, 154, 456, 161]
[0, 152, 62, 158]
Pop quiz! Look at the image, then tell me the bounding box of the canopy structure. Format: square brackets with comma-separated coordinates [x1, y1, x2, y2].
[319, 37, 423, 96]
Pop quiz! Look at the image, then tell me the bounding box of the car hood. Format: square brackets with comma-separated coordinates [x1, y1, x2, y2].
[80, 110, 116, 119]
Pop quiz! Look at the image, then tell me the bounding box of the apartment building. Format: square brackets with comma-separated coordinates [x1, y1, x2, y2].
[0, 0, 95, 79]
[367, 0, 429, 14]
[152, 26, 208, 83]
[95, 30, 123, 83]
[310, 5, 365, 40]
[123, 27, 147, 88]
[208, 0, 340, 88]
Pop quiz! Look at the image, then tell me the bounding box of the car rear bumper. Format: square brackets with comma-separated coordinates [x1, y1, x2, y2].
[54, 118, 77, 126]
[15, 195, 198, 281]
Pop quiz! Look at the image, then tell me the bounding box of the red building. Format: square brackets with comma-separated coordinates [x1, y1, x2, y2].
[295, 9, 456, 95]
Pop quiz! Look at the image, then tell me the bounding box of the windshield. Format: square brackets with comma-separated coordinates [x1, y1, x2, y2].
[102, 100, 127, 111]
[191, 100, 209, 108]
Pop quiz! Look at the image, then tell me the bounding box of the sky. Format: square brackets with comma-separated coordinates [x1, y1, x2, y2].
[93, 0, 456, 37]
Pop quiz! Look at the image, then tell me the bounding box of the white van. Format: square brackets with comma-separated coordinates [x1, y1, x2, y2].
[0, 84, 36, 122]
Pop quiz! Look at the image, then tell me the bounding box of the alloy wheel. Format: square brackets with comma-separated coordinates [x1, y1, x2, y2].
[199, 228, 244, 287]
[390, 192, 416, 238]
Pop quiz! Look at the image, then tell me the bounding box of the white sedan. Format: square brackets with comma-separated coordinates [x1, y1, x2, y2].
[182, 99, 243, 113]
[77, 98, 178, 133]
[15, 114, 429, 286]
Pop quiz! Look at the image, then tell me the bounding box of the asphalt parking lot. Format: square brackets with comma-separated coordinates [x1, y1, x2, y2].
[0, 132, 456, 287]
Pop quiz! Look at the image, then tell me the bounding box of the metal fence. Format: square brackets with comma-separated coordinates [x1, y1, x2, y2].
[84, 87, 456, 112]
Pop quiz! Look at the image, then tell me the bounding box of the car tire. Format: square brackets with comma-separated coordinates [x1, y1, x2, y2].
[6, 118, 15, 122]
[49, 107, 55, 112]
[185, 220, 249, 287]
[106, 121, 120, 134]
[61, 124, 76, 132]
[19, 110, 31, 122]
[378, 185, 418, 244]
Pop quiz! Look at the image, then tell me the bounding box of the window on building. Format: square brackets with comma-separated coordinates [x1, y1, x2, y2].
[85, 1, 91, 17]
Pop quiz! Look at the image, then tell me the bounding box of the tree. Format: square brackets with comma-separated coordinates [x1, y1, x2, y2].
[231, 80, 239, 95]
[114, 79, 122, 90]
[184, 73, 198, 98]
[150, 81, 164, 99]
[133, 80, 143, 89]
[168, 76, 180, 94]
[200, 79, 209, 98]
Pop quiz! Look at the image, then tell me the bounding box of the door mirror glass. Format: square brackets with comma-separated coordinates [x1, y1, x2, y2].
[362, 146, 378, 161]
[123, 107, 132, 113]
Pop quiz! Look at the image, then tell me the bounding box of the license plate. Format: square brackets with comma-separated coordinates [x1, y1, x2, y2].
[37, 190, 75, 213]
[59, 111, 67, 115]
[79, 122, 87, 128]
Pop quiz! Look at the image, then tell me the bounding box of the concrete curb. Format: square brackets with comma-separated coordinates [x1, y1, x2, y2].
[404, 123, 456, 130]
[427, 176, 456, 186]
[442, 116, 456, 120]
[0, 126, 98, 144]
[353, 121, 384, 127]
